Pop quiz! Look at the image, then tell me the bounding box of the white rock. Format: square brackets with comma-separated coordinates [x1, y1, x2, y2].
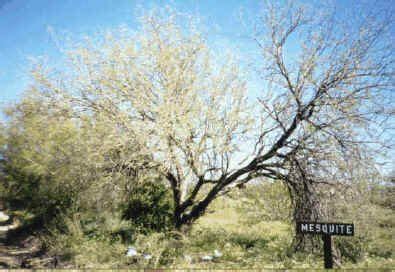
[0, 211, 9, 222]
[184, 255, 192, 263]
[126, 247, 138, 257]
[201, 255, 213, 261]
[213, 249, 222, 258]
[143, 254, 152, 260]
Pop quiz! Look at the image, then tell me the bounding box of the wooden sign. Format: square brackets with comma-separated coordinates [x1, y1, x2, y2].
[296, 221, 354, 269]
[296, 221, 354, 236]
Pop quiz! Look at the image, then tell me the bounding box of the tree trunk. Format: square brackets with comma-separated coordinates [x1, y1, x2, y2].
[173, 184, 221, 230]
[285, 160, 323, 252]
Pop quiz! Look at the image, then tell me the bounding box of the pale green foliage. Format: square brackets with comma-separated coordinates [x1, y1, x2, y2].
[30, 9, 253, 205]
[1, 90, 130, 218]
[2, 93, 83, 215]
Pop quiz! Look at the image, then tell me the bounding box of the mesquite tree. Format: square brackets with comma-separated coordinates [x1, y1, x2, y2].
[253, 1, 394, 225]
[28, 3, 393, 229]
[250, 1, 394, 251]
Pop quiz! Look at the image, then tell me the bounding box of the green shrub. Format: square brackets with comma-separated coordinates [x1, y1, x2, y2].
[0, 96, 91, 224]
[121, 180, 174, 233]
[2, 161, 77, 224]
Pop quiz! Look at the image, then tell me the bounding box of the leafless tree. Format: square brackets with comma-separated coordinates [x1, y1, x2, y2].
[250, 1, 394, 251]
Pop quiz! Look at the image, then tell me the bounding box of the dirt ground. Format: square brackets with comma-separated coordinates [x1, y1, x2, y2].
[0, 210, 56, 268]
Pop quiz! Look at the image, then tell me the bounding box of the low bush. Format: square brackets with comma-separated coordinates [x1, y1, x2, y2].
[121, 180, 174, 233]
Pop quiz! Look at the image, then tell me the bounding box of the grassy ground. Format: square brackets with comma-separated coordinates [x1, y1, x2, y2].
[39, 194, 394, 270]
[192, 197, 394, 270]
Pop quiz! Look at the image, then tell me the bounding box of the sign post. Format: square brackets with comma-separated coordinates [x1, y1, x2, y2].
[296, 221, 354, 269]
[322, 234, 332, 269]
